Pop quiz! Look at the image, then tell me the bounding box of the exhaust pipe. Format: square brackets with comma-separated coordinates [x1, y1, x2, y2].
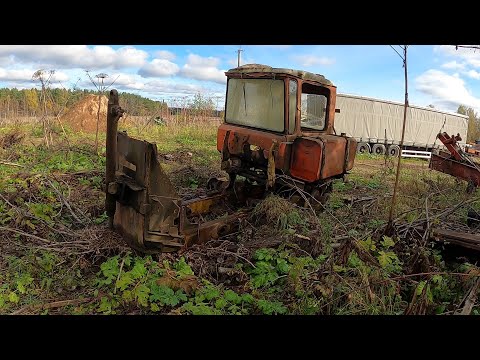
[105, 89, 125, 228]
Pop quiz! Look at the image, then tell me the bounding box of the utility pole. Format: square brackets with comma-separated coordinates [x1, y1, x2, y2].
[387, 45, 409, 232]
[237, 46, 243, 67]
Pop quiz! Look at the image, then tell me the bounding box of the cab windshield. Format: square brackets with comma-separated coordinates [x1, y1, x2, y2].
[225, 78, 284, 132]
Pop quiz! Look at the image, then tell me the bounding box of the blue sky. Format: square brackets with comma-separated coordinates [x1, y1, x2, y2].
[1, 45, 480, 112]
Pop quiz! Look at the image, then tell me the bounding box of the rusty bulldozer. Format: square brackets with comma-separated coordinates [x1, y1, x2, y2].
[105, 64, 357, 252]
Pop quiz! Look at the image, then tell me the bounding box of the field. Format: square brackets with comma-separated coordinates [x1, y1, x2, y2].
[1, 121, 480, 315]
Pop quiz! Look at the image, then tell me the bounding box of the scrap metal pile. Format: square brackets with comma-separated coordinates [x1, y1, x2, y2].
[393, 132, 480, 252]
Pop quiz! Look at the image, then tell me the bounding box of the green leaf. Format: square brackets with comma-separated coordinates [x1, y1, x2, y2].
[257, 299, 287, 315]
[347, 252, 363, 268]
[276, 258, 290, 274]
[224, 290, 242, 304]
[416, 281, 427, 296]
[134, 284, 150, 307]
[241, 293, 255, 304]
[435, 304, 447, 314]
[150, 303, 161, 312]
[123, 253, 133, 267]
[174, 257, 194, 277]
[181, 302, 217, 315]
[251, 274, 266, 288]
[215, 298, 227, 309]
[359, 237, 376, 252]
[99, 256, 120, 284]
[202, 286, 220, 301]
[16, 274, 34, 294]
[333, 265, 347, 273]
[41, 277, 53, 290]
[380, 236, 395, 249]
[97, 297, 112, 314]
[254, 248, 274, 261]
[130, 261, 147, 280]
[228, 304, 241, 315]
[116, 272, 134, 291]
[122, 290, 134, 302]
[377, 251, 397, 268]
[149, 284, 183, 307]
[175, 289, 188, 303]
[25, 219, 36, 230]
[426, 284, 433, 304]
[8, 292, 19, 304]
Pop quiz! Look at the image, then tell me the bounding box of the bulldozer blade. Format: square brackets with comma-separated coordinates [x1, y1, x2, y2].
[112, 132, 183, 251]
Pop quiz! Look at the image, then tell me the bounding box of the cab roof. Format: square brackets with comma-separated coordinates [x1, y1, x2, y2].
[225, 63, 334, 86]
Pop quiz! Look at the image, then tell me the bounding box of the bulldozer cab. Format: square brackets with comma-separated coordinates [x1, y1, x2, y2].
[218, 64, 355, 187]
[223, 64, 337, 137]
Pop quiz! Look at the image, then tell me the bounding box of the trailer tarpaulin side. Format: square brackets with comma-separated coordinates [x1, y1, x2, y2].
[334, 94, 468, 149]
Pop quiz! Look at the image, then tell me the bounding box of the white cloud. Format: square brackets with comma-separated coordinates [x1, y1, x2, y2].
[180, 54, 226, 84]
[415, 69, 480, 112]
[0, 56, 13, 67]
[138, 59, 179, 77]
[143, 79, 206, 94]
[465, 69, 480, 80]
[114, 46, 150, 68]
[0, 68, 39, 82]
[292, 55, 335, 67]
[441, 60, 465, 70]
[227, 56, 255, 67]
[110, 73, 145, 90]
[435, 45, 480, 68]
[155, 50, 176, 61]
[0, 45, 148, 70]
[0, 68, 68, 83]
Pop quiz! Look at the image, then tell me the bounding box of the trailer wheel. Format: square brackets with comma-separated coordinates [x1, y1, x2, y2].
[357, 142, 371, 154]
[372, 144, 386, 155]
[388, 145, 401, 157]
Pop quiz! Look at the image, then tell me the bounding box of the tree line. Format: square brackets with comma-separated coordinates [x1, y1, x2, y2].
[457, 105, 480, 143]
[0, 88, 169, 119]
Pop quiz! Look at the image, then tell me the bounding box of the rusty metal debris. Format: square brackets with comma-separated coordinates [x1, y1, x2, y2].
[105, 90, 254, 252]
[429, 132, 480, 189]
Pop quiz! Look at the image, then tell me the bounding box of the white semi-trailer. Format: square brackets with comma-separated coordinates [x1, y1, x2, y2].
[334, 93, 469, 157]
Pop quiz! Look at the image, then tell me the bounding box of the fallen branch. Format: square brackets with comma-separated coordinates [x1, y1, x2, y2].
[44, 177, 88, 225]
[0, 226, 52, 243]
[0, 160, 24, 167]
[205, 247, 256, 269]
[10, 298, 92, 315]
[455, 277, 480, 315]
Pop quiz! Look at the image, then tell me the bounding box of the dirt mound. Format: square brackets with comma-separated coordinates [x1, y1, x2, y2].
[61, 94, 108, 133]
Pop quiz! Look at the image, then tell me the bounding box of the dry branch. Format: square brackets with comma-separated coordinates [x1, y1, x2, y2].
[0, 160, 24, 167]
[455, 278, 480, 315]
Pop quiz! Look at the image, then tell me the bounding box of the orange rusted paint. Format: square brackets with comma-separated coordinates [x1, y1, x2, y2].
[430, 153, 480, 187]
[437, 132, 463, 161]
[345, 137, 357, 171]
[319, 135, 348, 179]
[289, 138, 323, 182]
[429, 132, 480, 188]
[217, 124, 290, 170]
